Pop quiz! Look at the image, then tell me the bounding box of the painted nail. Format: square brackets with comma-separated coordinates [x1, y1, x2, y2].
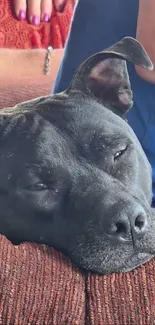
[31, 15, 39, 25]
[43, 13, 49, 22]
[57, 3, 66, 12]
[18, 10, 26, 21]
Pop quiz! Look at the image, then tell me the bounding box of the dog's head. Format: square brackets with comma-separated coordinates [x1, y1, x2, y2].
[0, 37, 155, 274]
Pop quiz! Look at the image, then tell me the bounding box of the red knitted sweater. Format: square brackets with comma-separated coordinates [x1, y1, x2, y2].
[0, 0, 73, 49]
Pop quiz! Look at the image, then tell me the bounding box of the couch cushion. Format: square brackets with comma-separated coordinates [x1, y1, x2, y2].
[0, 77, 52, 109]
[0, 235, 155, 325]
[0, 235, 85, 325]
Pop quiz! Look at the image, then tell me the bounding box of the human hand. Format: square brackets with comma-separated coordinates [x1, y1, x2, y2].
[14, 0, 76, 25]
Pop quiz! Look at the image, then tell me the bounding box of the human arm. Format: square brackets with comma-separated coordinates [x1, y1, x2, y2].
[0, 48, 63, 78]
[136, 0, 155, 83]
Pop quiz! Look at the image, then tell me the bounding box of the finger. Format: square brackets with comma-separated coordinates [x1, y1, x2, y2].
[13, 0, 27, 20]
[54, 0, 66, 12]
[41, 0, 53, 22]
[72, 0, 77, 9]
[27, 0, 42, 25]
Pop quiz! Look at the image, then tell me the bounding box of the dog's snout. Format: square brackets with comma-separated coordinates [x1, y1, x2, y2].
[108, 204, 148, 242]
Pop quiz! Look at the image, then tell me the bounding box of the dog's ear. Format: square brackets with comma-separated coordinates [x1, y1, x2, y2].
[68, 37, 153, 116]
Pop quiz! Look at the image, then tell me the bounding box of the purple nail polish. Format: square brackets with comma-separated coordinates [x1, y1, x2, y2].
[57, 3, 66, 12]
[18, 10, 26, 21]
[32, 15, 39, 25]
[43, 13, 49, 22]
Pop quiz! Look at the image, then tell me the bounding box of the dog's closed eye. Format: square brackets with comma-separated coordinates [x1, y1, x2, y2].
[114, 146, 127, 161]
[24, 182, 60, 193]
[17, 164, 70, 195]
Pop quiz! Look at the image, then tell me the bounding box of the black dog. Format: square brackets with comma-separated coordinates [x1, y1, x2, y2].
[0, 37, 155, 274]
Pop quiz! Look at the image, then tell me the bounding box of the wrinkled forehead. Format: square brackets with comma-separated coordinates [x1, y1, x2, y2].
[45, 95, 134, 141]
[0, 108, 70, 167]
[0, 95, 135, 160]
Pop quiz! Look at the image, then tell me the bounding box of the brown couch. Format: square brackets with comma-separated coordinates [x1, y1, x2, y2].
[0, 76, 155, 325]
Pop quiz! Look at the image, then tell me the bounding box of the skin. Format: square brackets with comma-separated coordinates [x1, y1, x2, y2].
[136, 0, 155, 83]
[13, 0, 76, 25]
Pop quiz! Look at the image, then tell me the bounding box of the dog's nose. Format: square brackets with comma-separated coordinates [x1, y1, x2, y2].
[108, 205, 147, 242]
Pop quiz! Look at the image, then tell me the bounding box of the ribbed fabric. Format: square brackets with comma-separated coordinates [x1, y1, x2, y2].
[0, 77, 54, 109]
[0, 0, 73, 49]
[0, 235, 155, 325]
[86, 264, 155, 325]
[0, 235, 85, 325]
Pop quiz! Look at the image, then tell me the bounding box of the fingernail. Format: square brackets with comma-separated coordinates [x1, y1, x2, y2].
[18, 10, 26, 21]
[42, 13, 49, 22]
[57, 3, 66, 12]
[31, 15, 39, 25]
